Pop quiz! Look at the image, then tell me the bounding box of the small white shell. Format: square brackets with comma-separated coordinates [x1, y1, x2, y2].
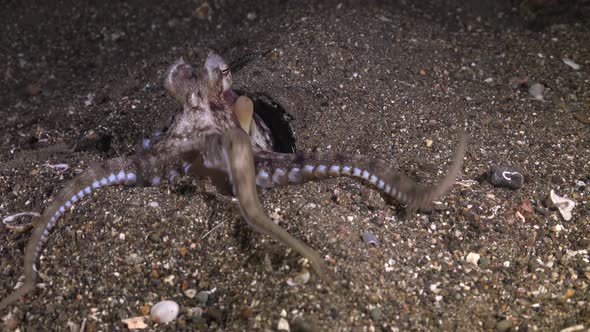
[286, 268, 310, 286]
[549, 190, 575, 221]
[150, 300, 180, 323]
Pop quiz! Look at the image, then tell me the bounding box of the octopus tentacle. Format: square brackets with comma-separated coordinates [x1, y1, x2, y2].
[216, 128, 332, 284]
[253, 131, 467, 210]
[0, 153, 181, 311]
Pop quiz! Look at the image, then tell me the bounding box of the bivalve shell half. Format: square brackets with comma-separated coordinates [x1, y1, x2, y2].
[150, 300, 180, 323]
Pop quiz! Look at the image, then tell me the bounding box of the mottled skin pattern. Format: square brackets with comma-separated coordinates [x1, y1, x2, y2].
[0, 53, 467, 311]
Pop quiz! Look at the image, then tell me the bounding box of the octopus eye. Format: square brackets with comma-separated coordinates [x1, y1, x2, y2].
[221, 66, 230, 76]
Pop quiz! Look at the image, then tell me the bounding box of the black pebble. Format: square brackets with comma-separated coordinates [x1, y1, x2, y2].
[487, 165, 524, 189]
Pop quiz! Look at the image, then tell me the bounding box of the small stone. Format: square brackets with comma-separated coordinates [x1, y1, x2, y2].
[329, 307, 339, 319]
[3, 313, 18, 330]
[187, 307, 203, 318]
[118, 233, 125, 240]
[246, 12, 257, 21]
[150, 300, 180, 324]
[194, 320, 208, 330]
[148, 201, 159, 208]
[198, 279, 209, 289]
[125, 253, 143, 265]
[196, 291, 209, 305]
[240, 307, 253, 320]
[479, 256, 490, 268]
[369, 307, 383, 321]
[574, 111, 590, 124]
[140, 304, 151, 316]
[194, 2, 211, 20]
[179, 246, 188, 256]
[150, 269, 159, 279]
[277, 317, 290, 332]
[362, 232, 378, 245]
[495, 319, 513, 332]
[487, 165, 524, 189]
[148, 233, 161, 242]
[184, 289, 197, 299]
[466, 252, 481, 266]
[368, 291, 380, 304]
[84, 92, 95, 106]
[206, 307, 222, 322]
[529, 83, 544, 100]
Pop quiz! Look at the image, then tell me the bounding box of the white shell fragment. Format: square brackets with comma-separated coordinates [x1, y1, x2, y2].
[150, 300, 180, 324]
[549, 190, 575, 221]
[286, 268, 310, 286]
[122, 316, 148, 329]
[562, 58, 580, 70]
[278, 317, 290, 332]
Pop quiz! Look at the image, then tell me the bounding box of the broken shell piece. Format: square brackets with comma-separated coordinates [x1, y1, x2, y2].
[122, 316, 148, 329]
[150, 300, 180, 323]
[184, 289, 197, 299]
[234, 95, 254, 134]
[562, 58, 580, 70]
[548, 190, 575, 221]
[286, 268, 310, 286]
[277, 317, 290, 332]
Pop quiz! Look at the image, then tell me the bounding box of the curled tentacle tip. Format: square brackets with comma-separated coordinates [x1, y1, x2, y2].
[234, 95, 254, 134]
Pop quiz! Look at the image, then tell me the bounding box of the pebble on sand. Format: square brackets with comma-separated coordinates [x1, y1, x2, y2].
[466, 252, 481, 266]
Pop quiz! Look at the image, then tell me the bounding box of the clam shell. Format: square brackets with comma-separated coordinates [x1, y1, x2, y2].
[150, 300, 180, 323]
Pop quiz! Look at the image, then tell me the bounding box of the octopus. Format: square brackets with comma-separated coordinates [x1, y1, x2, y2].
[0, 52, 466, 311]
